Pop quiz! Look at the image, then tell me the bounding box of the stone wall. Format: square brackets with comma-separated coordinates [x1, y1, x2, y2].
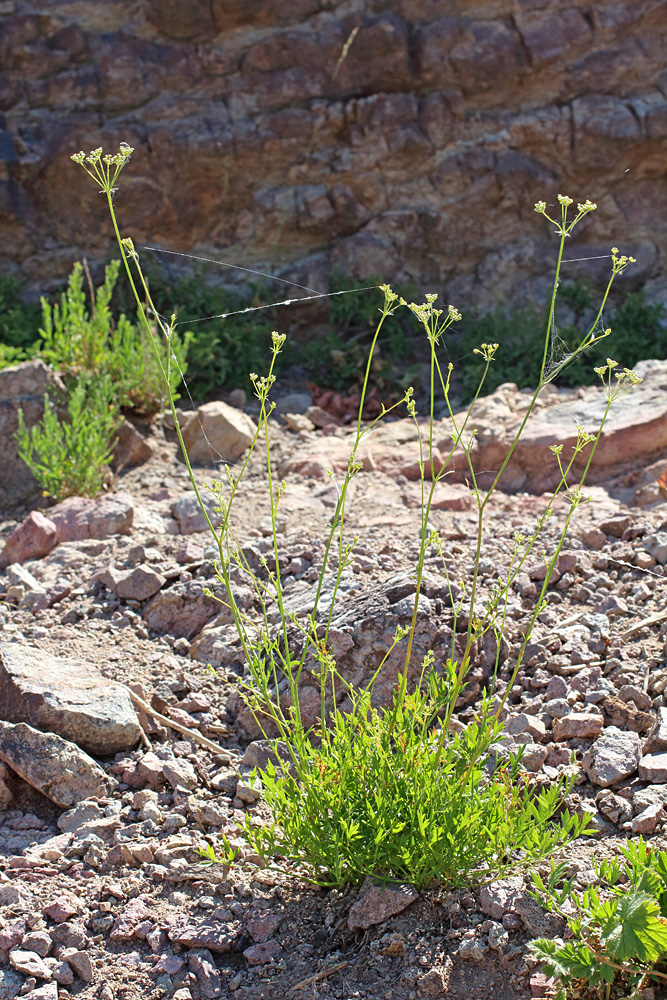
[1, 0, 666, 308]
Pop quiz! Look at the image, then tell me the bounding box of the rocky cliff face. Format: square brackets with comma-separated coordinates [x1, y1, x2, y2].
[1, 0, 665, 308]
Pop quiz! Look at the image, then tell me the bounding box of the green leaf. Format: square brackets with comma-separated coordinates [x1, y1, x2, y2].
[601, 890, 667, 964]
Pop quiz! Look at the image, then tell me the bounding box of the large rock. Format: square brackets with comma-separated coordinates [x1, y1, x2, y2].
[49, 493, 135, 542]
[0, 721, 112, 808]
[0, 643, 141, 755]
[233, 572, 500, 737]
[181, 401, 257, 464]
[3, 2, 666, 324]
[348, 878, 419, 931]
[280, 362, 667, 494]
[0, 361, 66, 515]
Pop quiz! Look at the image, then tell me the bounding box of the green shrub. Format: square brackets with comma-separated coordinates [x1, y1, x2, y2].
[239, 670, 586, 888]
[16, 376, 120, 501]
[142, 265, 273, 397]
[39, 259, 190, 417]
[0, 272, 43, 370]
[458, 282, 666, 398]
[530, 839, 667, 999]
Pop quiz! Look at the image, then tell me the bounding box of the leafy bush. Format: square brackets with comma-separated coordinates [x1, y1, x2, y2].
[75, 147, 641, 892]
[143, 265, 273, 397]
[39, 259, 190, 417]
[240, 671, 587, 888]
[16, 377, 120, 501]
[530, 839, 667, 999]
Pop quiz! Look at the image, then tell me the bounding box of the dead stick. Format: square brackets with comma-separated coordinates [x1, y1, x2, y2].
[289, 961, 349, 994]
[126, 689, 232, 760]
[617, 608, 667, 641]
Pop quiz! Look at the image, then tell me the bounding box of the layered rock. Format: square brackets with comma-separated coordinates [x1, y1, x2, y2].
[0, 1, 664, 308]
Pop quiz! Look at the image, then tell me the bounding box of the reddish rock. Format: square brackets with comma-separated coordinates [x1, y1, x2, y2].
[245, 911, 283, 943]
[0, 511, 58, 569]
[110, 897, 151, 942]
[42, 897, 80, 924]
[347, 878, 419, 931]
[552, 713, 604, 741]
[243, 939, 283, 966]
[112, 418, 154, 470]
[0, 361, 67, 514]
[0, 721, 112, 808]
[176, 541, 204, 564]
[530, 970, 558, 998]
[49, 494, 134, 543]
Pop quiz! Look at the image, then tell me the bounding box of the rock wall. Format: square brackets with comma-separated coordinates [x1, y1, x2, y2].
[1, 0, 666, 308]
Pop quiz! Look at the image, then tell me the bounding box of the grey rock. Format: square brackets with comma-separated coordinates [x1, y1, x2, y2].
[57, 800, 104, 833]
[171, 492, 219, 535]
[168, 921, 236, 953]
[480, 878, 522, 920]
[0, 969, 25, 999]
[644, 533, 667, 565]
[0, 721, 112, 808]
[513, 893, 566, 937]
[584, 727, 642, 787]
[633, 784, 667, 815]
[22, 931, 51, 958]
[596, 789, 632, 825]
[22, 983, 58, 1000]
[0, 642, 141, 755]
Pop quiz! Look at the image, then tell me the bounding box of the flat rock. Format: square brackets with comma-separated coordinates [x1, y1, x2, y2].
[0, 721, 112, 808]
[9, 948, 52, 979]
[583, 727, 642, 787]
[0, 643, 140, 755]
[280, 361, 667, 493]
[639, 752, 667, 783]
[552, 712, 604, 741]
[347, 877, 419, 931]
[181, 400, 257, 464]
[168, 921, 236, 953]
[114, 564, 166, 601]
